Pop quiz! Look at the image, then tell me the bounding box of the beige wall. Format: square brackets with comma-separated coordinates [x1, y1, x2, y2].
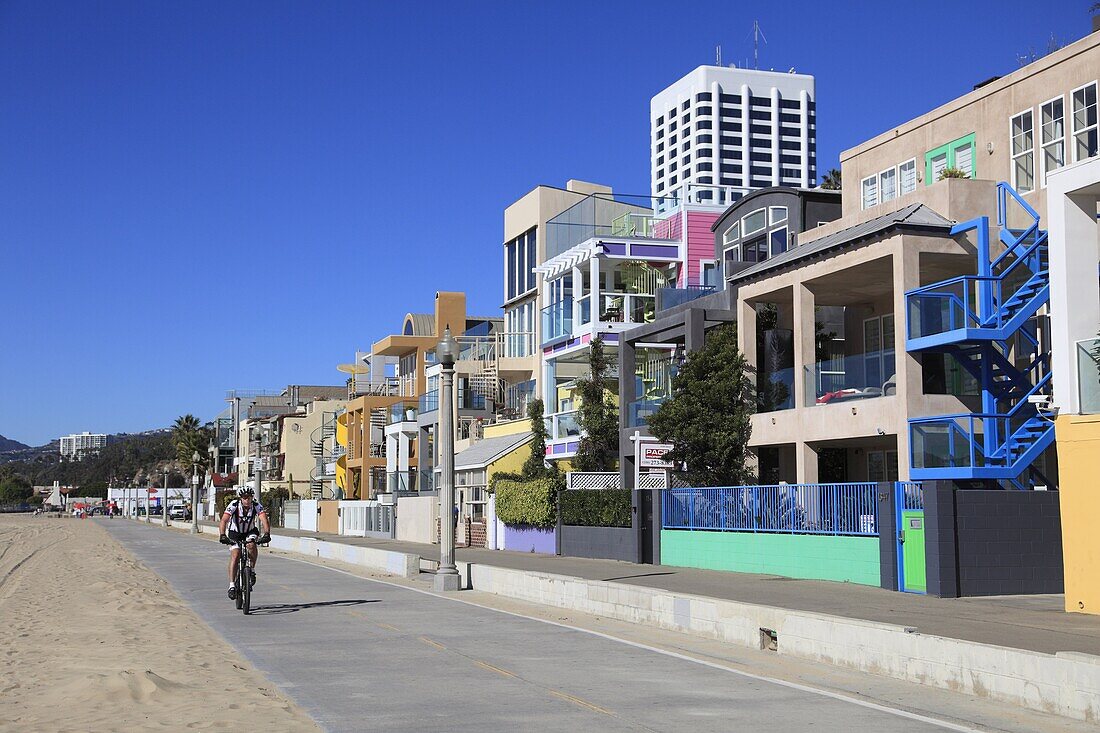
[396, 494, 439, 544]
[841, 32, 1100, 222]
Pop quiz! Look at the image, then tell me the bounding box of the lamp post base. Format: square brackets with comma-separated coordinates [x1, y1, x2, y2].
[433, 571, 461, 592]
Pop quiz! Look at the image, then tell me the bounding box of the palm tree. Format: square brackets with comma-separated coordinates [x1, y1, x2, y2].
[172, 414, 208, 473]
[821, 168, 842, 190]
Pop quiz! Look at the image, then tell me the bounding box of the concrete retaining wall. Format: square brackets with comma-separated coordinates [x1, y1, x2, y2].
[467, 563, 1100, 722]
[660, 530, 881, 586]
[267, 534, 419, 579]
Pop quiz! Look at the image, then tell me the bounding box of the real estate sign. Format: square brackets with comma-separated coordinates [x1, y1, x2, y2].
[640, 443, 674, 469]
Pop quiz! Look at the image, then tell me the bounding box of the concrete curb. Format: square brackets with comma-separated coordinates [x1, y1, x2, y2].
[466, 563, 1100, 723]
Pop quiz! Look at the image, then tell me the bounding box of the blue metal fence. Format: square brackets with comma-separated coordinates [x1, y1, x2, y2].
[661, 483, 880, 536]
[898, 481, 923, 510]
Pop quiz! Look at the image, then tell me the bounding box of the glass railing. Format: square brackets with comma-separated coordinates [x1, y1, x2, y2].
[907, 278, 982, 339]
[541, 298, 573, 344]
[657, 285, 717, 310]
[909, 415, 987, 470]
[627, 397, 667, 427]
[1078, 338, 1100, 414]
[579, 296, 592, 325]
[757, 367, 796, 412]
[805, 349, 897, 406]
[496, 331, 536, 359]
[389, 404, 418, 424]
[546, 194, 680, 260]
[418, 389, 488, 414]
[545, 410, 582, 440]
[386, 470, 420, 493]
[456, 336, 496, 362]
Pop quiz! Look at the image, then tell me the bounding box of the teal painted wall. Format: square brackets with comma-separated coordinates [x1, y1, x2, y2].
[660, 530, 881, 586]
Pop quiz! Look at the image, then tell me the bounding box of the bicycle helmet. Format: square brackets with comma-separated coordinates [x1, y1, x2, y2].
[236, 486, 255, 498]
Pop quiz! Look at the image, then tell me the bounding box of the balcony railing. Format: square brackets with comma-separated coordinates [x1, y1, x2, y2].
[545, 410, 581, 441]
[456, 335, 496, 363]
[496, 331, 537, 359]
[657, 284, 717, 310]
[418, 388, 487, 414]
[389, 404, 418, 424]
[347, 377, 401, 399]
[546, 194, 679, 260]
[627, 396, 667, 427]
[805, 349, 897, 406]
[541, 298, 573, 344]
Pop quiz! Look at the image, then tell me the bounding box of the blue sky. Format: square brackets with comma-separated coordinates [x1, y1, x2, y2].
[0, 0, 1087, 445]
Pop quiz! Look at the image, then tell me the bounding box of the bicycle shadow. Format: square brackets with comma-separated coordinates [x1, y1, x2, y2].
[248, 599, 381, 616]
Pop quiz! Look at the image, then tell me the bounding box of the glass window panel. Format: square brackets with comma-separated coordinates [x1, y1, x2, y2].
[899, 160, 917, 194]
[770, 227, 787, 256]
[1011, 111, 1035, 192]
[723, 221, 740, 245]
[769, 206, 788, 224]
[506, 243, 516, 301]
[1042, 98, 1066, 175]
[861, 175, 878, 209]
[953, 142, 973, 176]
[880, 168, 897, 202]
[742, 209, 767, 235]
[1072, 83, 1098, 161]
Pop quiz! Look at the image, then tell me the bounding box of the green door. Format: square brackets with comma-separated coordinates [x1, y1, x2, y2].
[901, 510, 926, 593]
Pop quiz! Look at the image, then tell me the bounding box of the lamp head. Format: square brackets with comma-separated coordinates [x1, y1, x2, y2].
[437, 327, 459, 368]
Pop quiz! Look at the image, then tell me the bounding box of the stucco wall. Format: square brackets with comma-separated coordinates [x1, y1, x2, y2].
[1056, 413, 1100, 614]
[396, 494, 438, 545]
[660, 529, 881, 586]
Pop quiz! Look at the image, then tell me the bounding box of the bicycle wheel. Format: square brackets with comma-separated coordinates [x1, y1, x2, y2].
[242, 563, 251, 615]
[234, 554, 244, 610]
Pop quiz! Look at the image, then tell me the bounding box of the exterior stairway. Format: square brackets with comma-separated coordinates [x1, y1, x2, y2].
[309, 412, 338, 499]
[906, 183, 1054, 485]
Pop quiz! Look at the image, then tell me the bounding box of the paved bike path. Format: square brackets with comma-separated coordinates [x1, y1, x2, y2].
[104, 520, 965, 733]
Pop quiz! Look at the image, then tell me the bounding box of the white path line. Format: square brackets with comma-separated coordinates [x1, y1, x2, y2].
[274, 554, 987, 733]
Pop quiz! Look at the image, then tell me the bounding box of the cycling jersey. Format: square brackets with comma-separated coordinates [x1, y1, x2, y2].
[223, 499, 265, 536]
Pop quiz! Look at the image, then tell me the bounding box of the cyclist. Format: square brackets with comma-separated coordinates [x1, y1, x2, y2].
[218, 486, 271, 600]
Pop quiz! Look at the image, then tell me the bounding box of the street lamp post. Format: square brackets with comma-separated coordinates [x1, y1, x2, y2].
[191, 451, 201, 534]
[162, 471, 169, 528]
[434, 327, 461, 592]
[145, 483, 151, 524]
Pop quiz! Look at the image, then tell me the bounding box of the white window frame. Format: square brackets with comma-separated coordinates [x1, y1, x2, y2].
[1009, 108, 1036, 194]
[1071, 80, 1098, 163]
[768, 206, 788, 225]
[878, 166, 897, 203]
[861, 174, 878, 210]
[722, 221, 740, 246]
[741, 208, 767, 237]
[700, 259, 719, 287]
[898, 158, 917, 195]
[1039, 94, 1066, 188]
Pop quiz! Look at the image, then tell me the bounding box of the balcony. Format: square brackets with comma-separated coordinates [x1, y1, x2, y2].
[386, 469, 428, 493]
[804, 349, 896, 406]
[456, 336, 496, 362]
[347, 377, 401, 399]
[388, 404, 418, 425]
[627, 396, 667, 427]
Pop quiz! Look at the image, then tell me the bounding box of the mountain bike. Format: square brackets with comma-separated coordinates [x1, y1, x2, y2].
[224, 531, 267, 615]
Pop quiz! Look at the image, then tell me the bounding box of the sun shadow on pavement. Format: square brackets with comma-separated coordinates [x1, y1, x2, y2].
[248, 599, 381, 615]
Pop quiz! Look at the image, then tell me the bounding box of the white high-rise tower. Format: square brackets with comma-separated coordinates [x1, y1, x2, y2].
[651, 65, 816, 198]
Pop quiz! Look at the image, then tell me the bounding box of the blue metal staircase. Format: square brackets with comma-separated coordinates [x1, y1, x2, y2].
[905, 183, 1054, 484]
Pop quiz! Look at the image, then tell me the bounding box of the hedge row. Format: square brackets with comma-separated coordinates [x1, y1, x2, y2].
[560, 488, 632, 527]
[494, 477, 561, 528]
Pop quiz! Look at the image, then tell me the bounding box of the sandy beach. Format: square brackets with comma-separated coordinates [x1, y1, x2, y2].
[0, 514, 319, 732]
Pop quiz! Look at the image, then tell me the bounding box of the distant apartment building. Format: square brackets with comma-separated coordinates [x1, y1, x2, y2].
[651, 65, 817, 199]
[59, 432, 107, 460]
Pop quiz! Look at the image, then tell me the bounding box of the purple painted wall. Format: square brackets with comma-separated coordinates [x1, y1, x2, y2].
[503, 524, 558, 554]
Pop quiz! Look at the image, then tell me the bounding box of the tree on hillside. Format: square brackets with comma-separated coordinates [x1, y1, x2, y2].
[647, 323, 756, 487]
[573, 337, 619, 472]
[0, 474, 33, 504]
[821, 168, 842, 190]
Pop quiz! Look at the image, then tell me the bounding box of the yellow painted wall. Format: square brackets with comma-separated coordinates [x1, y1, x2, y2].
[483, 418, 530, 439]
[1055, 413, 1100, 615]
[487, 441, 531, 482]
[318, 500, 339, 535]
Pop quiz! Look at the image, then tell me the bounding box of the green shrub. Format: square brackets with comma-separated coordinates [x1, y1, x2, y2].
[494, 476, 561, 528]
[560, 488, 632, 527]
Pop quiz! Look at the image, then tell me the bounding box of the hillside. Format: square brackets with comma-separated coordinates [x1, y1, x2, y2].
[0, 435, 30, 452]
[0, 430, 183, 491]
